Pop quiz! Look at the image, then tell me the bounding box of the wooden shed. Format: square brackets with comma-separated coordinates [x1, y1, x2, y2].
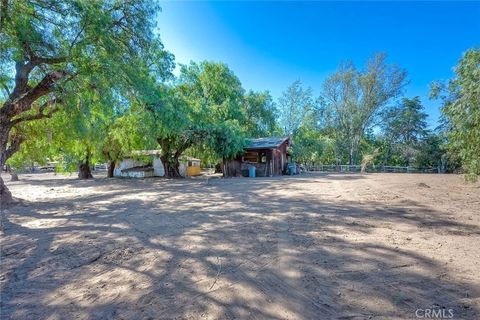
[181, 156, 201, 177]
[225, 136, 292, 177]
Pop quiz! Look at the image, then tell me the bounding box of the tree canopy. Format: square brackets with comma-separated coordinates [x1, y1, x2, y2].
[432, 48, 480, 181]
[320, 54, 408, 165]
[381, 97, 429, 166]
[0, 0, 173, 202]
[277, 80, 314, 135]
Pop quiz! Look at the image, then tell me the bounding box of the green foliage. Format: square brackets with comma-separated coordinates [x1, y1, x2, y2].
[6, 121, 57, 169]
[207, 120, 246, 160]
[137, 62, 253, 175]
[384, 97, 428, 144]
[0, 0, 173, 170]
[291, 126, 335, 165]
[178, 61, 245, 123]
[432, 48, 480, 181]
[7, 82, 157, 173]
[414, 134, 444, 168]
[175, 61, 277, 163]
[1, 0, 173, 104]
[278, 80, 314, 135]
[243, 91, 279, 137]
[381, 97, 429, 166]
[179, 62, 246, 160]
[320, 53, 408, 165]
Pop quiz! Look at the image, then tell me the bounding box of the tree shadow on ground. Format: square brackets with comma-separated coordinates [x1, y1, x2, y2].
[1, 175, 479, 319]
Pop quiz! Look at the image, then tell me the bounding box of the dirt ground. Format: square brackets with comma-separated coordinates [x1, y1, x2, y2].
[1, 172, 479, 320]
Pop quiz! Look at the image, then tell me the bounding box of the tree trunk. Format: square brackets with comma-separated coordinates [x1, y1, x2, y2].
[6, 165, 19, 181]
[107, 161, 115, 178]
[160, 155, 182, 178]
[349, 144, 358, 165]
[0, 121, 14, 205]
[78, 151, 93, 179]
[349, 136, 361, 165]
[0, 175, 13, 207]
[214, 163, 222, 174]
[382, 144, 391, 167]
[222, 158, 227, 178]
[156, 136, 194, 178]
[78, 162, 93, 179]
[0, 53, 66, 204]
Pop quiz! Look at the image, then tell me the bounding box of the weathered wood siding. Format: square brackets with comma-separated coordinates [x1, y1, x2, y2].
[225, 139, 290, 177]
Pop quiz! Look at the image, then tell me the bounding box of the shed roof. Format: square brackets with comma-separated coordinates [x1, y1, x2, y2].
[245, 136, 290, 150]
[180, 156, 201, 162]
[129, 150, 161, 156]
[127, 151, 200, 162]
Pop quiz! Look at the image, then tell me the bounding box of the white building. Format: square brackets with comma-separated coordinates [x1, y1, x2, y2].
[114, 150, 200, 178]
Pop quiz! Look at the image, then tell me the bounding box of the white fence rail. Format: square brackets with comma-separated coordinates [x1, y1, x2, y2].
[304, 164, 440, 174]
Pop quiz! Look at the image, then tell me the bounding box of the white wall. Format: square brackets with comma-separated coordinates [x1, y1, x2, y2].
[179, 162, 186, 177]
[124, 170, 153, 178]
[153, 157, 165, 177]
[114, 156, 165, 177]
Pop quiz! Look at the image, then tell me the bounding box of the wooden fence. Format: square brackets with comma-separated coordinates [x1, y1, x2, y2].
[303, 164, 440, 174]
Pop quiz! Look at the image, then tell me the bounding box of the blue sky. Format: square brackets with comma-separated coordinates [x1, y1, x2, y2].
[156, 1, 480, 127]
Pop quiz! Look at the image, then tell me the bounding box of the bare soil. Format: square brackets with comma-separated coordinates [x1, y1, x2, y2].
[1, 172, 479, 319]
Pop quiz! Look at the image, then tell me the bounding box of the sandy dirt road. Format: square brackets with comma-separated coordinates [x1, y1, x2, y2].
[1, 172, 479, 319]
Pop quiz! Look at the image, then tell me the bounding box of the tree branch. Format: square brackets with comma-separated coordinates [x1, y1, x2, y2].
[31, 56, 67, 66]
[5, 54, 65, 104]
[1, 82, 10, 96]
[9, 70, 66, 115]
[9, 60, 36, 100]
[5, 133, 25, 162]
[68, 24, 86, 53]
[10, 97, 61, 125]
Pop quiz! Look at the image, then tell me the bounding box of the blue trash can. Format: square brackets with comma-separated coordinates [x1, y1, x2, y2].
[248, 165, 256, 178]
[287, 163, 295, 175]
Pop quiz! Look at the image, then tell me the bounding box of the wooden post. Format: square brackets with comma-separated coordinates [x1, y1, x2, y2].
[272, 150, 275, 176]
